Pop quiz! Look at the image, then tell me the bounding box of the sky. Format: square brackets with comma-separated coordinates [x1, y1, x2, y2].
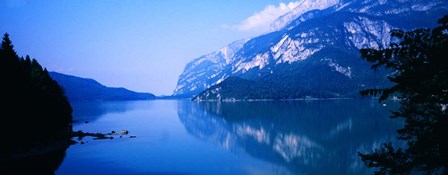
[0, 0, 301, 96]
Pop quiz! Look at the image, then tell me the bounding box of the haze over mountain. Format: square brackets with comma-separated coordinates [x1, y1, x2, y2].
[49, 72, 155, 101]
[173, 0, 448, 100]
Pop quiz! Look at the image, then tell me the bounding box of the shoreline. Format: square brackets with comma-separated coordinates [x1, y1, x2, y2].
[193, 97, 359, 102]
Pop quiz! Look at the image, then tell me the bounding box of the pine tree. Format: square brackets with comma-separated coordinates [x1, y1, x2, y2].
[0, 33, 18, 60]
[359, 15, 448, 174]
[0, 33, 73, 157]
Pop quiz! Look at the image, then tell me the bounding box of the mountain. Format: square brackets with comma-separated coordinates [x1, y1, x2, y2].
[49, 72, 156, 101]
[173, 39, 248, 97]
[193, 77, 269, 101]
[177, 0, 448, 101]
[268, 0, 340, 32]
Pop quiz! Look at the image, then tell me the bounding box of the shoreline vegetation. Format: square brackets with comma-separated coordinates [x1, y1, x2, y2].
[357, 16, 448, 174]
[0, 33, 129, 173]
[1, 32, 73, 160]
[191, 96, 396, 102]
[193, 97, 354, 102]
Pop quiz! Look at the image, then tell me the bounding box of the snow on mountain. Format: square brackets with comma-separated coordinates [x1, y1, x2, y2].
[176, 0, 448, 99]
[230, 16, 393, 76]
[343, 17, 392, 49]
[338, 0, 446, 16]
[173, 39, 248, 97]
[226, 0, 447, 77]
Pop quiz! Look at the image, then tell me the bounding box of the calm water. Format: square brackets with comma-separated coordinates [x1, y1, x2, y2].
[54, 99, 401, 175]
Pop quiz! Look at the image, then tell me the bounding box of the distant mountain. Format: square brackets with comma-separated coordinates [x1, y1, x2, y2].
[177, 0, 448, 101]
[173, 39, 248, 97]
[49, 72, 155, 101]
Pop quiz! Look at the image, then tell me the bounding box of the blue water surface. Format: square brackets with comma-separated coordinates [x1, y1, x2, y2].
[55, 99, 402, 175]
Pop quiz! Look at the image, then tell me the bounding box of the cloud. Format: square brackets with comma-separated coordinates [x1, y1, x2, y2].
[225, 1, 300, 33]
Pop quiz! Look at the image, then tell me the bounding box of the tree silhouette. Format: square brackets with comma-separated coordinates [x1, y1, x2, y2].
[0, 33, 73, 157]
[358, 16, 448, 174]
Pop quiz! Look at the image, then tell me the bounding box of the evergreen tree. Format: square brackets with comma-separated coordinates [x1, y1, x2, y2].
[358, 16, 448, 174]
[0, 33, 73, 157]
[0, 33, 18, 60]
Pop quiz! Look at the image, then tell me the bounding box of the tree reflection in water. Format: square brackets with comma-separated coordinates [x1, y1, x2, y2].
[1, 142, 70, 175]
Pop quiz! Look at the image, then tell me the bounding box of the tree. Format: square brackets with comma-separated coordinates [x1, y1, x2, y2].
[0, 33, 18, 60]
[0, 33, 73, 157]
[358, 16, 448, 174]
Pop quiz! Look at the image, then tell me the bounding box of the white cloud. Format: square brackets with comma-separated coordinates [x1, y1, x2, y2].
[225, 1, 301, 33]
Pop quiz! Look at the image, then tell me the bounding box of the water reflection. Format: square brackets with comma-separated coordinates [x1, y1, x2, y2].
[1, 101, 135, 174]
[177, 99, 401, 174]
[0, 143, 70, 175]
[71, 101, 135, 124]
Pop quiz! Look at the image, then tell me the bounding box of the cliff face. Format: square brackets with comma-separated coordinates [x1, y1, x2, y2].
[180, 0, 447, 100]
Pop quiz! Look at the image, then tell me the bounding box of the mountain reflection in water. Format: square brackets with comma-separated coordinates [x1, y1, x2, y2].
[177, 99, 402, 174]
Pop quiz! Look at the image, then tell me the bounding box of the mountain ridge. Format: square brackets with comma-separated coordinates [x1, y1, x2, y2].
[176, 0, 448, 100]
[173, 39, 248, 97]
[49, 72, 156, 101]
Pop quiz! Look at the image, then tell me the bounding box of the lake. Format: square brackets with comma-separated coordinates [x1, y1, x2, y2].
[55, 99, 401, 175]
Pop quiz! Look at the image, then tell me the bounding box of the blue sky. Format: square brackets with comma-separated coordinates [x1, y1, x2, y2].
[0, 0, 300, 95]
